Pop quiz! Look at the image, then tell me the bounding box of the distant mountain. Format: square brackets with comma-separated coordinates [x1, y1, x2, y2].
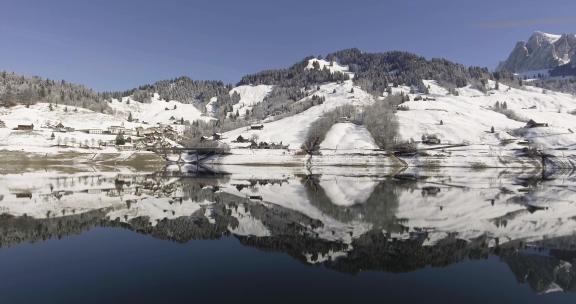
[498, 31, 576, 72]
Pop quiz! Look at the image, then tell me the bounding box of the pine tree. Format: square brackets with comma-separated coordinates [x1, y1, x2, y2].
[115, 132, 125, 145]
[127, 112, 133, 122]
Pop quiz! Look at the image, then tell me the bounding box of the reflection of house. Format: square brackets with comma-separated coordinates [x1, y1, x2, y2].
[421, 186, 441, 196]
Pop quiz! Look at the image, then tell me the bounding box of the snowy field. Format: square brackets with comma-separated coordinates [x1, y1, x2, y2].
[2, 58, 576, 169]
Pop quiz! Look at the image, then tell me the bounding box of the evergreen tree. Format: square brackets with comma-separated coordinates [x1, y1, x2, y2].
[115, 132, 126, 145]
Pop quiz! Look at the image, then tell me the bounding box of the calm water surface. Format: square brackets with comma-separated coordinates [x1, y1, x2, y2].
[0, 165, 576, 303]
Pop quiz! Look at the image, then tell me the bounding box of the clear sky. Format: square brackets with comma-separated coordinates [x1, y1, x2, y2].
[1, 0, 576, 91]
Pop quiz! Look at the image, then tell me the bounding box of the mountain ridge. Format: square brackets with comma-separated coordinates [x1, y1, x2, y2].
[498, 31, 576, 73]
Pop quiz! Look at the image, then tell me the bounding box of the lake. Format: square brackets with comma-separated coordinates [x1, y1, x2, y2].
[1, 164, 576, 303]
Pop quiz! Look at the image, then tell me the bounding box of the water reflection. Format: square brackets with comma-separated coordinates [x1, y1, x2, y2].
[1, 165, 576, 294]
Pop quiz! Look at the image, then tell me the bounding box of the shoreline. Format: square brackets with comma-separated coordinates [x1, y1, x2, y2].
[3, 147, 572, 172]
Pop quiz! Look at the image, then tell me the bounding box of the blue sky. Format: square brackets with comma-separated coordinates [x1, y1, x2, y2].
[1, 0, 576, 91]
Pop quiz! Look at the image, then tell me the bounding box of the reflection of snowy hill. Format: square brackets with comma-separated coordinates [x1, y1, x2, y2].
[2, 167, 576, 293]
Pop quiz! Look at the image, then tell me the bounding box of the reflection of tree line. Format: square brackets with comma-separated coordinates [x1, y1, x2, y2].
[300, 174, 408, 233]
[2, 171, 576, 294]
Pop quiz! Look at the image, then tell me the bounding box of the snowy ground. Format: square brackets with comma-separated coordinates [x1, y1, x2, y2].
[228, 84, 273, 117]
[2, 59, 576, 169]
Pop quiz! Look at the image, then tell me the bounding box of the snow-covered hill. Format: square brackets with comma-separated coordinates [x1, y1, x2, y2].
[228, 84, 273, 117]
[223, 79, 373, 149]
[109, 93, 213, 125]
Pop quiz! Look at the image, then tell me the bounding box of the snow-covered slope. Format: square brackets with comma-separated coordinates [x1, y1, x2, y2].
[319, 122, 378, 150]
[306, 58, 355, 78]
[228, 85, 273, 117]
[398, 80, 576, 148]
[109, 93, 213, 124]
[0, 92, 214, 154]
[224, 80, 373, 149]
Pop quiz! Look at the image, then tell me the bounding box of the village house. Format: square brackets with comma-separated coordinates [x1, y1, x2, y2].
[422, 134, 441, 145]
[87, 129, 103, 135]
[525, 119, 549, 128]
[213, 133, 222, 140]
[250, 124, 264, 130]
[53, 122, 73, 133]
[235, 135, 247, 143]
[15, 124, 34, 131]
[108, 126, 126, 135]
[249, 141, 288, 150]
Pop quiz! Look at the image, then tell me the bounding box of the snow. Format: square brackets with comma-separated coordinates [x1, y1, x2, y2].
[109, 93, 213, 125]
[229, 85, 273, 117]
[0, 92, 213, 154]
[224, 80, 373, 149]
[227, 204, 271, 237]
[205, 97, 218, 117]
[389, 80, 576, 166]
[320, 122, 378, 150]
[306, 58, 355, 79]
[534, 31, 562, 44]
[319, 175, 378, 206]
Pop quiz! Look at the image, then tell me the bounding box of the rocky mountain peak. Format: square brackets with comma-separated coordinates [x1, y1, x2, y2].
[498, 31, 576, 72]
